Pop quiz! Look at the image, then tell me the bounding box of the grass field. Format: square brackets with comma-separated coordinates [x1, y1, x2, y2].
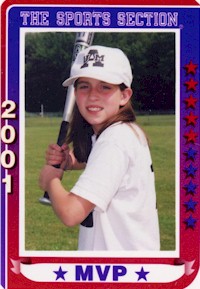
[25, 114, 176, 251]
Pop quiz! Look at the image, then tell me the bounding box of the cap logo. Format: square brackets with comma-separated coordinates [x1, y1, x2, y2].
[81, 49, 104, 69]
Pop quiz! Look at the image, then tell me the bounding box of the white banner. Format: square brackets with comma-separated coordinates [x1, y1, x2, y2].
[10, 259, 195, 283]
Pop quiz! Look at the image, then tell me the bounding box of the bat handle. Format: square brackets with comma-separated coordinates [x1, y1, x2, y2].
[57, 121, 70, 146]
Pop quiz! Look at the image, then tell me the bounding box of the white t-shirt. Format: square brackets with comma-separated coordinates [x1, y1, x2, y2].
[71, 122, 160, 250]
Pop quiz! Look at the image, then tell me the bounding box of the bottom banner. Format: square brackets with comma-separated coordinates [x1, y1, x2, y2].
[10, 260, 195, 283]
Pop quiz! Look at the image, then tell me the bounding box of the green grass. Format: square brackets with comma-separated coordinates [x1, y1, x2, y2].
[137, 115, 176, 250]
[25, 114, 176, 251]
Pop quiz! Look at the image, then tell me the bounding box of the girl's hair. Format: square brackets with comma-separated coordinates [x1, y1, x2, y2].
[66, 83, 137, 163]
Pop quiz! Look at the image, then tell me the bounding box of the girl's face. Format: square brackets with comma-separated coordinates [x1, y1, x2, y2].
[75, 77, 132, 134]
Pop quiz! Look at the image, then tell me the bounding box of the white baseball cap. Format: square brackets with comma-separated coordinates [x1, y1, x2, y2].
[62, 45, 133, 88]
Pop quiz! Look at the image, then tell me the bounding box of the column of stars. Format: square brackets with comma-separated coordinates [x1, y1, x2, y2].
[183, 61, 198, 229]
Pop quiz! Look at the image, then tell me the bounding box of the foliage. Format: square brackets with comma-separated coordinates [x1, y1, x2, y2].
[25, 32, 175, 112]
[25, 32, 75, 112]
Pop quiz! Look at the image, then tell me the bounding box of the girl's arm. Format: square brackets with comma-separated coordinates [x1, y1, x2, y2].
[39, 165, 94, 227]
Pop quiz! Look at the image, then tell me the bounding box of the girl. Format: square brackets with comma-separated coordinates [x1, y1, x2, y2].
[39, 45, 160, 250]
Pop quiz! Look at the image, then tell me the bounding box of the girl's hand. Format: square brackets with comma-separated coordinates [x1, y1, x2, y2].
[39, 165, 64, 192]
[45, 143, 74, 170]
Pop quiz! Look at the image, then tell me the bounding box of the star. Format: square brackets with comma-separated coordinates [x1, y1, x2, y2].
[53, 266, 67, 281]
[184, 95, 198, 109]
[184, 61, 198, 75]
[184, 164, 197, 178]
[184, 112, 198, 126]
[184, 215, 197, 229]
[184, 198, 198, 212]
[184, 129, 198, 143]
[184, 147, 198, 161]
[184, 78, 198, 91]
[183, 180, 197, 195]
[135, 266, 149, 281]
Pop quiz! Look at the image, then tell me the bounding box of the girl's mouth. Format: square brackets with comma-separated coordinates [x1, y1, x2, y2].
[87, 106, 103, 112]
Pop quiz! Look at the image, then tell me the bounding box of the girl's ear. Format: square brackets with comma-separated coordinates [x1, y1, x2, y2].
[120, 88, 133, 106]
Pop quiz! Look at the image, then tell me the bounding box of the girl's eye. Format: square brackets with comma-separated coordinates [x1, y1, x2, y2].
[77, 83, 89, 90]
[103, 85, 111, 90]
[100, 84, 112, 91]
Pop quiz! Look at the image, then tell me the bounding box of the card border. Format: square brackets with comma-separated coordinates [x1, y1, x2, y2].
[1, 2, 199, 288]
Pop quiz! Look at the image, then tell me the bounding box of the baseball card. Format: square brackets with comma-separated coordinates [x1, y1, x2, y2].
[0, 0, 200, 288]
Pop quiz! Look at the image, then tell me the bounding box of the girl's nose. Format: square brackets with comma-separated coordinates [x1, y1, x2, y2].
[88, 87, 99, 100]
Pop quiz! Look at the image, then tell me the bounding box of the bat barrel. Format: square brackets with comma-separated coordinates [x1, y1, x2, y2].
[72, 32, 94, 63]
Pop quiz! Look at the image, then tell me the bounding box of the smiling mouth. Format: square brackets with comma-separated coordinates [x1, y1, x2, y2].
[87, 106, 103, 112]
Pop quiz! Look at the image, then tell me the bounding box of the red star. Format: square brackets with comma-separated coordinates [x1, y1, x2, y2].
[184, 95, 198, 109]
[184, 129, 198, 143]
[185, 78, 198, 91]
[184, 112, 198, 126]
[184, 61, 198, 75]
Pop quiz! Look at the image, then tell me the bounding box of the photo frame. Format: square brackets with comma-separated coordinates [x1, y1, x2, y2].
[1, 0, 199, 288]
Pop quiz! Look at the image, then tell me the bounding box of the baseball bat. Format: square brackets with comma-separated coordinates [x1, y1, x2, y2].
[39, 32, 94, 205]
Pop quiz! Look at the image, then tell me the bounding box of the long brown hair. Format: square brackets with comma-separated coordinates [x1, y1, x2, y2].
[66, 84, 137, 162]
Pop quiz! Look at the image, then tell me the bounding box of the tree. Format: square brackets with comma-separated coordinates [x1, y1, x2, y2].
[133, 33, 175, 111]
[25, 32, 75, 112]
[25, 32, 175, 112]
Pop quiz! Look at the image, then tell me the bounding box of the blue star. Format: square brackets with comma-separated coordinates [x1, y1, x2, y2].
[184, 215, 197, 229]
[183, 180, 197, 195]
[184, 198, 198, 212]
[135, 266, 149, 281]
[53, 266, 67, 281]
[184, 164, 197, 178]
[184, 147, 198, 161]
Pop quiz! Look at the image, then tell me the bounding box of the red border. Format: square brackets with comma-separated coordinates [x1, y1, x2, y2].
[1, 0, 200, 7]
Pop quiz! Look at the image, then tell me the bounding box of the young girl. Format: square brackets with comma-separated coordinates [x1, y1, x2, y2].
[39, 45, 160, 251]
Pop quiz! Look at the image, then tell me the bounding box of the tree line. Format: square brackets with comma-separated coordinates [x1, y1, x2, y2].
[25, 31, 175, 113]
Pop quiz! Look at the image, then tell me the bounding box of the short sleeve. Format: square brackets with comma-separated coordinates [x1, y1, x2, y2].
[71, 135, 129, 211]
